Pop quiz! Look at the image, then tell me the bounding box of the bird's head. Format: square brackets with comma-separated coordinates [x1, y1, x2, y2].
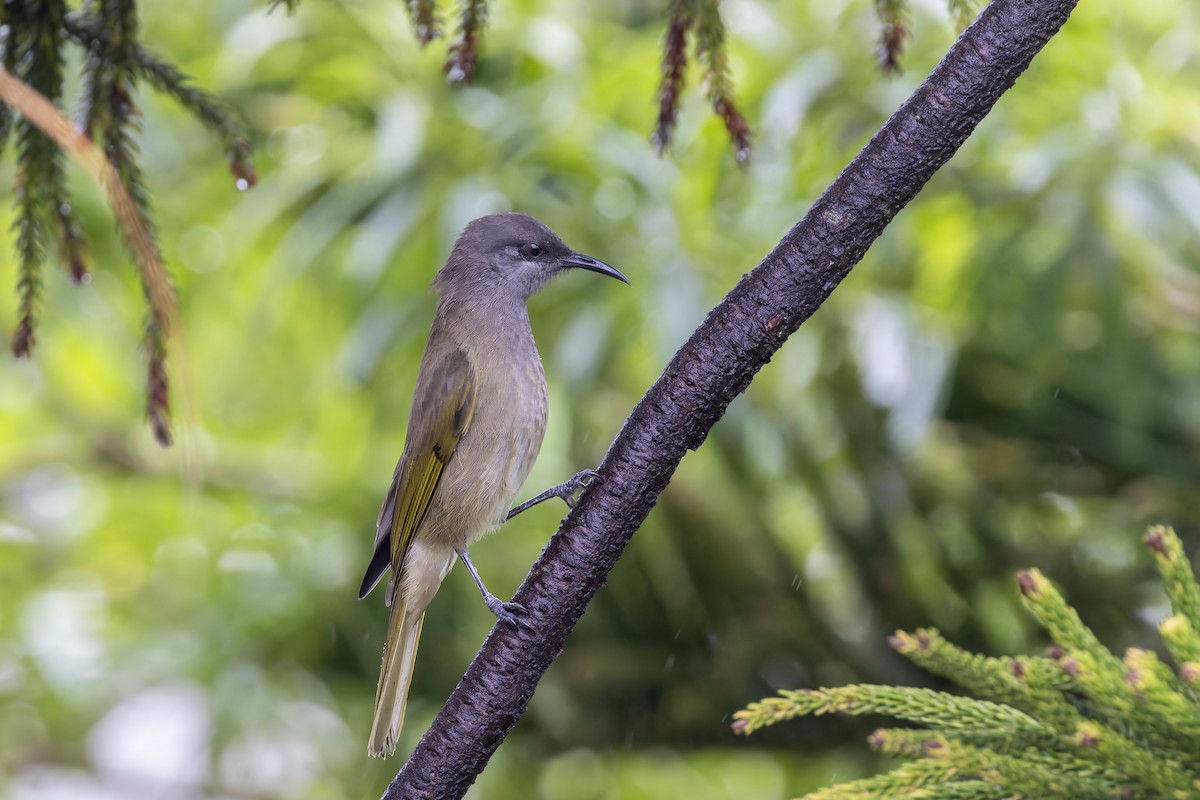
[435, 213, 628, 301]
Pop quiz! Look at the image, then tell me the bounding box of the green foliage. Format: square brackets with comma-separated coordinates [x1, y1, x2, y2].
[4, 0, 71, 357]
[64, 12, 255, 187]
[445, 0, 491, 84]
[945, 0, 981, 31]
[0, 0, 252, 443]
[405, 0, 441, 46]
[652, 0, 752, 161]
[874, 0, 909, 74]
[734, 526, 1200, 799]
[692, 0, 751, 162]
[1, 0, 971, 447]
[875, 0, 980, 71]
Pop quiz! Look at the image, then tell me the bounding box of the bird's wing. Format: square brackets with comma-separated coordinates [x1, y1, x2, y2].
[358, 347, 476, 600]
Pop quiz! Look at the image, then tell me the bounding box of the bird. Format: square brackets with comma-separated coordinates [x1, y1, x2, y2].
[359, 212, 628, 757]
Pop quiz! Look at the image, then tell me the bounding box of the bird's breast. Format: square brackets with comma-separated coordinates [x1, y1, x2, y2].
[475, 347, 549, 503]
[425, 332, 548, 550]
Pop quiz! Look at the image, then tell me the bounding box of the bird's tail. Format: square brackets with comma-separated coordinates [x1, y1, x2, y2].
[368, 596, 425, 757]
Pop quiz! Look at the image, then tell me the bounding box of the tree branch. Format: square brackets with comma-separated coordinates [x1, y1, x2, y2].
[386, 0, 1081, 795]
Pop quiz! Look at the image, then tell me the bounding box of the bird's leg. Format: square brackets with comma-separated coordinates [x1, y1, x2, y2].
[458, 550, 526, 625]
[506, 469, 600, 521]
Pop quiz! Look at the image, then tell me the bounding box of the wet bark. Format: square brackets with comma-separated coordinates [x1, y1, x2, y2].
[385, 0, 1082, 795]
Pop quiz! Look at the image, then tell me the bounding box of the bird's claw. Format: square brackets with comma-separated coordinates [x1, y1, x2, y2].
[564, 469, 600, 509]
[487, 597, 529, 628]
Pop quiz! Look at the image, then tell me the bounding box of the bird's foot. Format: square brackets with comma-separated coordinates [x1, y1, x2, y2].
[561, 468, 600, 509]
[485, 596, 529, 627]
[460, 549, 527, 626]
[507, 468, 601, 520]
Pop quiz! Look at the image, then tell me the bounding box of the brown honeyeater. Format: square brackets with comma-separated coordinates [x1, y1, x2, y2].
[358, 213, 628, 757]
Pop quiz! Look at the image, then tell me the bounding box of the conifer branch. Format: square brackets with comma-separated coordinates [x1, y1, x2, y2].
[1070, 719, 1200, 798]
[889, 629, 1078, 730]
[872, 731, 1115, 787]
[1016, 570, 1126, 683]
[444, 0, 489, 84]
[0, 24, 14, 159]
[652, 0, 692, 155]
[4, 1, 248, 441]
[875, 0, 908, 73]
[868, 726, 1048, 757]
[693, 0, 751, 162]
[12, 147, 46, 358]
[1024, 570, 1200, 759]
[7, 0, 68, 356]
[30, 3, 91, 286]
[737, 527, 1200, 799]
[929, 740, 1117, 800]
[912, 782, 1008, 800]
[733, 686, 1043, 735]
[80, 0, 175, 445]
[1160, 614, 1200, 668]
[64, 11, 257, 188]
[53, 193, 90, 284]
[4, 0, 259, 443]
[1183, 662, 1200, 688]
[946, 0, 980, 32]
[867, 732, 1123, 798]
[652, 0, 752, 160]
[800, 757, 960, 799]
[1146, 525, 1200, 631]
[0, 57, 177, 440]
[1121, 647, 1200, 751]
[405, 0, 441, 46]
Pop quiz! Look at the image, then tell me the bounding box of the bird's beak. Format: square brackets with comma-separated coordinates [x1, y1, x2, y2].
[562, 252, 630, 284]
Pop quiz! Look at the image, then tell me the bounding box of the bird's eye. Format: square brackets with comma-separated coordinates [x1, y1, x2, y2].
[520, 242, 543, 261]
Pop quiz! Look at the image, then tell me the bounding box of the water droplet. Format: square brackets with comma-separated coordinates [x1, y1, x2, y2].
[235, 178, 249, 192]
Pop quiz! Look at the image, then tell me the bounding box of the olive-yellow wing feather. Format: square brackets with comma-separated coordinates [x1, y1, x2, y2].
[359, 347, 476, 599]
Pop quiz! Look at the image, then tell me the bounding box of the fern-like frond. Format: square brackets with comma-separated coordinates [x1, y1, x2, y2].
[653, 0, 692, 155]
[693, 0, 750, 162]
[65, 11, 256, 188]
[445, 0, 490, 84]
[874, 0, 908, 73]
[735, 527, 1200, 799]
[82, 0, 175, 445]
[406, 0, 442, 46]
[6, 0, 69, 355]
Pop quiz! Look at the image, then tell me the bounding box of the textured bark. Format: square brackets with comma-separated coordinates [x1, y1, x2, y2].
[385, 0, 1081, 795]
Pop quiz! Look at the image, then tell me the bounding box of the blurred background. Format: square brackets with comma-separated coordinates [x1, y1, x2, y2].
[2, 0, 1199, 797]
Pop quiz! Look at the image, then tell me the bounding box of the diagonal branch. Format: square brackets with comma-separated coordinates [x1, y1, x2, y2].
[385, 0, 1081, 795]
